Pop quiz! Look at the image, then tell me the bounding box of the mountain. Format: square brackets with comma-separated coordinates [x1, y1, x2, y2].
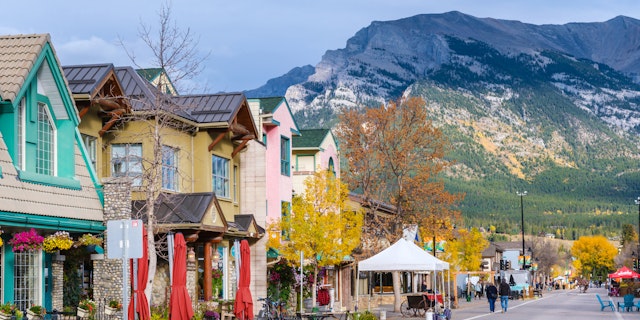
[250, 12, 640, 239]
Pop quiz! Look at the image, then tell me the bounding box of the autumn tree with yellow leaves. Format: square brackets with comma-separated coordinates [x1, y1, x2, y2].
[442, 227, 488, 271]
[571, 235, 617, 280]
[335, 96, 463, 311]
[267, 170, 363, 307]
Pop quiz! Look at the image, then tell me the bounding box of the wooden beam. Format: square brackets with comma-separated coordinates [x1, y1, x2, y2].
[204, 242, 212, 301]
[232, 139, 251, 158]
[99, 110, 124, 136]
[208, 129, 229, 151]
[78, 106, 90, 118]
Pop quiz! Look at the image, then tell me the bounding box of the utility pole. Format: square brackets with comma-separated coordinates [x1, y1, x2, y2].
[635, 197, 640, 271]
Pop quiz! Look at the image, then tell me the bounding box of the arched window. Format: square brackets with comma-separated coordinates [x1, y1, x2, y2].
[328, 157, 335, 176]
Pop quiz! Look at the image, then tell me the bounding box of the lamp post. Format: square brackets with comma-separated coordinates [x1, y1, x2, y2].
[635, 197, 640, 271]
[517, 191, 527, 268]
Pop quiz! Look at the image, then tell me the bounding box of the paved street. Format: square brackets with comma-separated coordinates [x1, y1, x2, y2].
[379, 287, 639, 320]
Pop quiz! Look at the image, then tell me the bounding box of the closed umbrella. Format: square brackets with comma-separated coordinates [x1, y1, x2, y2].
[234, 240, 253, 320]
[170, 233, 194, 320]
[129, 228, 150, 320]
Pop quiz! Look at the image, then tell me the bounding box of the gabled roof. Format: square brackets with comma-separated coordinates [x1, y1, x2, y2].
[63, 63, 115, 95]
[247, 96, 301, 135]
[115, 66, 159, 110]
[293, 128, 331, 149]
[253, 96, 283, 114]
[174, 93, 246, 123]
[0, 34, 50, 102]
[136, 68, 164, 82]
[132, 192, 226, 230]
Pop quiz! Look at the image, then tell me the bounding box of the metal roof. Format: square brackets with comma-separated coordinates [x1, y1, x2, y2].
[114, 66, 159, 110]
[62, 63, 114, 95]
[0, 34, 49, 102]
[173, 93, 245, 124]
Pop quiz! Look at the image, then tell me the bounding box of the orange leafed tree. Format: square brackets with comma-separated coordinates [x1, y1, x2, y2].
[335, 96, 463, 311]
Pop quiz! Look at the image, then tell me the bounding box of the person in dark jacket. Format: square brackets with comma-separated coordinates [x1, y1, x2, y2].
[499, 278, 511, 313]
[485, 281, 498, 312]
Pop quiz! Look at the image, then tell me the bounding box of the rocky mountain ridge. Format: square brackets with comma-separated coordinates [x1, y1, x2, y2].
[246, 12, 640, 236]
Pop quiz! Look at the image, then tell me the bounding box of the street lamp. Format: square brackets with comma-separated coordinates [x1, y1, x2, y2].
[635, 197, 640, 271]
[517, 191, 527, 268]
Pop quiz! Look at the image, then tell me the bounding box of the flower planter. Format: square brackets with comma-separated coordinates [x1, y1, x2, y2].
[77, 308, 90, 318]
[0, 313, 10, 320]
[105, 306, 118, 316]
[27, 310, 43, 320]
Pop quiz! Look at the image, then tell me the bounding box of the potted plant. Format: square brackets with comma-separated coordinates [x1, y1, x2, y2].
[77, 299, 95, 318]
[27, 305, 45, 319]
[8, 228, 44, 252]
[43, 231, 74, 253]
[105, 300, 122, 315]
[0, 302, 14, 320]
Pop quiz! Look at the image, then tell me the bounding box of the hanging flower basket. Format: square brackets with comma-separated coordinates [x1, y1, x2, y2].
[77, 234, 103, 247]
[9, 229, 44, 252]
[76, 308, 90, 318]
[43, 231, 74, 253]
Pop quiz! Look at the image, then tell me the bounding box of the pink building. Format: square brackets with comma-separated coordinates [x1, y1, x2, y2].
[247, 97, 301, 223]
[292, 129, 340, 196]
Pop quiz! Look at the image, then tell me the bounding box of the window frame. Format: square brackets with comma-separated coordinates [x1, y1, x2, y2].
[280, 136, 290, 176]
[111, 143, 143, 187]
[161, 145, 179, 191]
[212, 155, 230, 198]
[35, 101, 56, 176]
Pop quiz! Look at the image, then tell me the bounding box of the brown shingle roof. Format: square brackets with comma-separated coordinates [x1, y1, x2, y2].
[0, 34, 49, 102]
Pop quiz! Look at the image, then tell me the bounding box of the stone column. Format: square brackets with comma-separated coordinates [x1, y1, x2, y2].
[187, 247, 197, 310]
[93, 178, 133, 312]
[51, 257, 64, 311]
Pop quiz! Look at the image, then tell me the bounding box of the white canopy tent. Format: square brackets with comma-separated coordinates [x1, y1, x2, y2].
[357, 238, 450, 309]
[359, 238, 449, 271]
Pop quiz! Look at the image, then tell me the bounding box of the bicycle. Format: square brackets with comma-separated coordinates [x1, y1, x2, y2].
[257, 297, 290, 320]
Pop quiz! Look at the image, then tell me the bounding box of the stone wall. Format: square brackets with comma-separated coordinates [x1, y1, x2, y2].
[93, 178, 133, 315]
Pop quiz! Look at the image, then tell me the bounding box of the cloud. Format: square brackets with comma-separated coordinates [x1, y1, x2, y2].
[55, 36, 129, 66]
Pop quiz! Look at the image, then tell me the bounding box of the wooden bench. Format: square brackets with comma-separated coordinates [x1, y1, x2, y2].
[533, 289, 542, 297]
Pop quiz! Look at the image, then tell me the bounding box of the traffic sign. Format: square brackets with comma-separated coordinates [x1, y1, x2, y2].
[106, 219, 144, 259]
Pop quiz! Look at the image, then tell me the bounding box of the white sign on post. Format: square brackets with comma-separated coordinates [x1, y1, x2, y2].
[107, 219, 144, 259]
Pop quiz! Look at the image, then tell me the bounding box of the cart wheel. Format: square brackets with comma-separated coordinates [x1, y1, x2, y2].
[416, 300, 426, 317]
[400, 300, 410, 317]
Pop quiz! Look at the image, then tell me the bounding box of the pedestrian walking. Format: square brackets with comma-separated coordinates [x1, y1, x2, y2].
[499, 278, 511, 313]
[485, 281, 498, 313]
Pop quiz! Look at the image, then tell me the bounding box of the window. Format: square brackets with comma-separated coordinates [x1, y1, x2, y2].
[328, 157, 336, 176]
[16, 98, 25, 170]
[233, 165, 238, 203]
[81, 134, 97, 170]
[36, 102, 55, 175]
[280, 136, 290, 176]
[212, 155, 229, 198]
[111, 144, 143, 186]
[14, 251, 41, 311]
[162, 146, 179, 191]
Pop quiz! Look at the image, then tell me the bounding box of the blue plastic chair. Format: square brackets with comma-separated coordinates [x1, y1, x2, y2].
[617, 294, 635, 312]
[596, 294, 614, 311]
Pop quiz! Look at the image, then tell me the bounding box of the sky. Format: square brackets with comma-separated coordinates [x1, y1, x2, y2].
[1, 0, 639, 93]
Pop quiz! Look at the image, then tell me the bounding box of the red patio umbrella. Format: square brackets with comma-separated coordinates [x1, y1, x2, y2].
[170, 233, 194, 320]
[234, 240, 253, 320]
[129, 228, 150, 320]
